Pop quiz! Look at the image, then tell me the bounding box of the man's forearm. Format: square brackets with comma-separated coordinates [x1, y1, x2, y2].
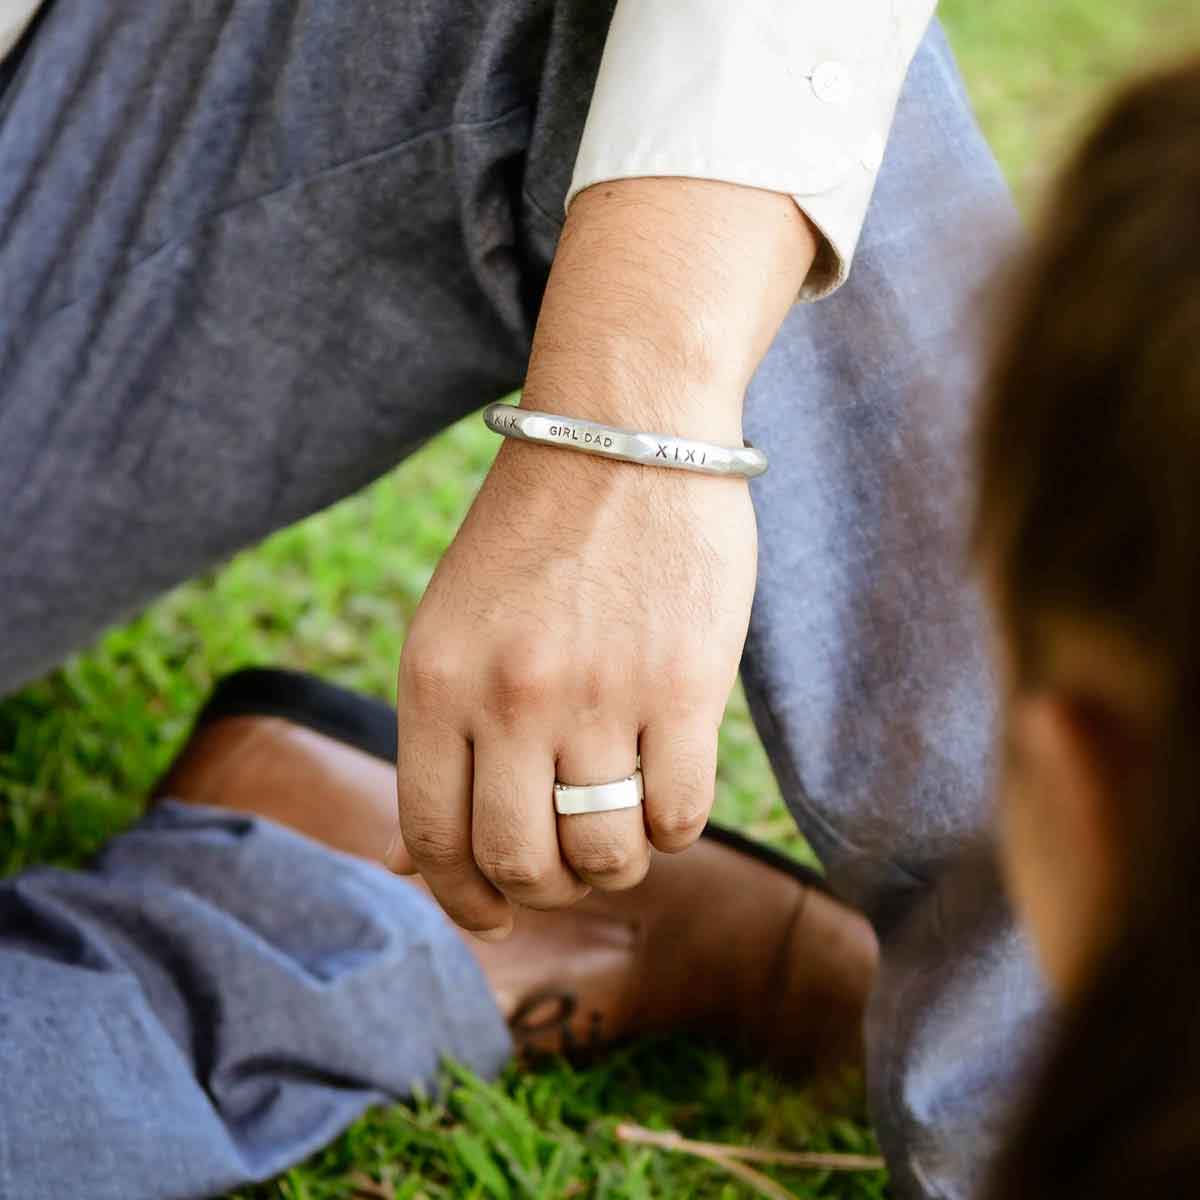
[397, 177, 811, 935]
[523, 178, 819, 444]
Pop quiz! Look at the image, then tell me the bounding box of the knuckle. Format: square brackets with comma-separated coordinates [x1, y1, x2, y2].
[476, 851, 549, 894]
[650, 790, 712, 847]
[404, 821, 468, 871]
[575, 843, 642, 882]
[486, 642, 563, 718]
[398, 644, 458, 709]
[560, 821, 647, 885]
[667, 668, 725, 714]
[449, 904, 509, 935]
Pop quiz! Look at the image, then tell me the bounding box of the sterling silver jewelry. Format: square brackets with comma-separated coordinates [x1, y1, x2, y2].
[554, 769, 645, 816]
[484, 402, 767, 479]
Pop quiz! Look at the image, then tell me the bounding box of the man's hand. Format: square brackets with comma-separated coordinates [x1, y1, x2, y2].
[394, 178, 817, 937]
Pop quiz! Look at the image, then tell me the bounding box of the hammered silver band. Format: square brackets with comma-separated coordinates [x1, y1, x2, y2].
[554, 769, 645, 816]
[484, 402, 767, 479]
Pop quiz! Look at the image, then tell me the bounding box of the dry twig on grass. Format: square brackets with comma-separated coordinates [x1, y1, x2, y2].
[349, 1172, 393, 1199]
[615, 1122, 885, 1199]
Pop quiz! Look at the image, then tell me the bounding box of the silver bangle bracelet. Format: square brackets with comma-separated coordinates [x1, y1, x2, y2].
[483, 402, 767, 479]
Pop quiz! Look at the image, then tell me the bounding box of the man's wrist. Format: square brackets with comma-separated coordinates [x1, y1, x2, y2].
[522, 177, 816, 446]
[519, 372, 744, 448]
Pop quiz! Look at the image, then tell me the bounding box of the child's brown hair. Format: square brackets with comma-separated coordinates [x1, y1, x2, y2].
[976, 53, 1200, 1197]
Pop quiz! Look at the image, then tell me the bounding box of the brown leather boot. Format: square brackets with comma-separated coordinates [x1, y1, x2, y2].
[159, 669, 879, 1078]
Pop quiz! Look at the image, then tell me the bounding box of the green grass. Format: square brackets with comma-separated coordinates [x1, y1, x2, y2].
[2, 5, 1197, 1197]
[231, 1050, 882, 1200]
[941, 0, 1198, 204]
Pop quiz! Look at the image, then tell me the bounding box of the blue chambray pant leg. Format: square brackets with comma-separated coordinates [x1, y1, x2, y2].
[0, 802, 511, 1200]
[742, 25, 1046, 1198]
[0, 3, 1041, 1196]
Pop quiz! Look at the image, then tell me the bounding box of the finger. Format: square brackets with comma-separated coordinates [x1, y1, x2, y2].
[555, 726, 651, 891]
[472, 733, 591, 910]
[395, 707, 513, 939]
[638, 716, 719, 853]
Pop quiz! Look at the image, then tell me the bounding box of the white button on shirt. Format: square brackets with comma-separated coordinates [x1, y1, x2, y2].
[569, 0, 937, 299]
[811, 61, 855, 108]
[1, 0, 935, 300]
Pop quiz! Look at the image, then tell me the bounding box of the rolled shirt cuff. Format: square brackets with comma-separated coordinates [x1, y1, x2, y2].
[567, 0, 937, 300]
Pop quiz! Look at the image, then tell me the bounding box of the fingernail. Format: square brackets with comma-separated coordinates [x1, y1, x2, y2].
[471, 925, 513, 944]
[384, 829, 405, 871]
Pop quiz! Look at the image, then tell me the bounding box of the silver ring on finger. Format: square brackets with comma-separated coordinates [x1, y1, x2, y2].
[553, 768, 644, 816]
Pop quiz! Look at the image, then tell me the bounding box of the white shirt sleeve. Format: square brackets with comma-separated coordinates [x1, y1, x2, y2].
[0, 0, 45, 63]
[567, 0, 937, 300]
